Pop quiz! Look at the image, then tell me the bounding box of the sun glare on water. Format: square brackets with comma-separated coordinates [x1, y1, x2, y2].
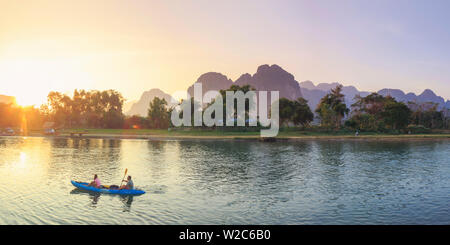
[13, 152, 29, 170]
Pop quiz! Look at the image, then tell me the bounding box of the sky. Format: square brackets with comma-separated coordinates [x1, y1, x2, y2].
[0, 0, 449, 106]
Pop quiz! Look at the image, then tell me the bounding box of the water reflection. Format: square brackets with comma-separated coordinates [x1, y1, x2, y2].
[121, 196, 134, 212]
[0, 136, 449, 224]
[70, 188, 134, 211]
[70, 189, 101, 206]
[147, 140, 167, 152]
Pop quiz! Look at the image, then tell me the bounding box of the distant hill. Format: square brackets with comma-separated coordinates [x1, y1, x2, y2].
[299, 81, 371, 112]
[130, 64, 449, 118]
[123, 99, 137, 114]
[185, 64, 449, 113]
[187, 72, 234, 102]
[0, 95, 16, 105]
[187, 64, 303, 103]
[377, 88, 448, 110]
[234, 64, 302, 100]
[126, 89, 175, 116]
[300, 81, 450, 114]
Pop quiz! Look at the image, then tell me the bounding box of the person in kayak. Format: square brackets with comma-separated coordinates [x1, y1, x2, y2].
[87, 174, 101, 188]
[119, 175, 134, 190]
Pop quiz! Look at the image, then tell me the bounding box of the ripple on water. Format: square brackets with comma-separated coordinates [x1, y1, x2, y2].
[0, 137, 449, 224]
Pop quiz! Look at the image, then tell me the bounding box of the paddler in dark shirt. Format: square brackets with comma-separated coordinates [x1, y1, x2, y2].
[119, 176, 134, 190]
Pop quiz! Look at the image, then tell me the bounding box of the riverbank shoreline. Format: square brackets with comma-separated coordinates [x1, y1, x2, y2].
[8, 132, 450, 141]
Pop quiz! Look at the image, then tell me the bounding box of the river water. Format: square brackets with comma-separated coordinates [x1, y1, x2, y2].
[0, 136, 448, 224]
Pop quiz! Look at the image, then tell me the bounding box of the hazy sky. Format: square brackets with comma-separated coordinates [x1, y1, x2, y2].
[1, 0, 449, 106]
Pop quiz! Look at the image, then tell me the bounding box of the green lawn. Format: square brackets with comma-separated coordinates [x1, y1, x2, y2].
[56, 128, 450, 138]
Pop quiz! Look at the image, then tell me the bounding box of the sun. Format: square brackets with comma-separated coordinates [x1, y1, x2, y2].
[14, 95, 40, 107]
[0, 57, 92, 107]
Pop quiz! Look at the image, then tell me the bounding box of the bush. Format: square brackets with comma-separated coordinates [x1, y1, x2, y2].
[406, 125, 431, 134]
[344, 119, 357, 129]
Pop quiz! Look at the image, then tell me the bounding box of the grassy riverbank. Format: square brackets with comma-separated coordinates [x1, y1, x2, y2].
[26, 128, 450, 140]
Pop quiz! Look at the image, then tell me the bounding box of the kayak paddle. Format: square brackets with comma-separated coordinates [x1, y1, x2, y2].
[120, 168, 128, 187]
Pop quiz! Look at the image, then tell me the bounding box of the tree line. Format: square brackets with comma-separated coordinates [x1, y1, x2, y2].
[41, 90, 125, 128]
[0, 103, 43, 131]
[0, 85, 449, 132]
[134, 84, 450, 132]
[316, 85, 450, 132]
[313, 85, 450, 132]
[0, 89, 125, 130]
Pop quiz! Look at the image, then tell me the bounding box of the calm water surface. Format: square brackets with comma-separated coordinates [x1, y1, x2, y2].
[0, 136, 449, 224]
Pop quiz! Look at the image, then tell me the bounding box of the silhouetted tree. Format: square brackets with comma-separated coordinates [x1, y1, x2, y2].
[279, 98, 294, 126]
[279, 97, 313, 127]
[124, 115, 149, 129]
[44, 89, 124, 128]
[292, 97, 314, 126]
[147, 97, 170, 129]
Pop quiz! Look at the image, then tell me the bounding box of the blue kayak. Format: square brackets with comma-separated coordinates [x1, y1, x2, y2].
[71, 180, 145, 195]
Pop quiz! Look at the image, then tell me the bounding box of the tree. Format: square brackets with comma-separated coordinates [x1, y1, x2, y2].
[409, 102, 444, 129]
[345, 113, 380, 131]
[0, 103, 21, 127]
[46, 91, 71, 127]
[292, 97, 314, 126]
[124, 115, 149, 129]
[349, 93, 390, 131]
[316, 85, 349, 128]
[351, 93, 386, 116]
[382, 100, 411, 130]
[279, 98, 294, 126]
[219, 84, 256, 126]
[277, 97, 313, 127]
[0, 103, 46, 132]
[101, 90, 124, 128]
[203, 84, 257, 127]
[348, 93, 411, 131]
[148, 97, 170, 129]
[44, 89, 125, 128]
[174, 97, 202, 127]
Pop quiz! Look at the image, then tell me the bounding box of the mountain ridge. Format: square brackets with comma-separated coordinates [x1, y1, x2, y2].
[127, 64, 449, 116]
[187, 64, 303, 101]
[126, 88, 176, 116]
[301, 82, 450, 113]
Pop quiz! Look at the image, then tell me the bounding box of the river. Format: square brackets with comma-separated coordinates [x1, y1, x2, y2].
[0, 136, 448, 224]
